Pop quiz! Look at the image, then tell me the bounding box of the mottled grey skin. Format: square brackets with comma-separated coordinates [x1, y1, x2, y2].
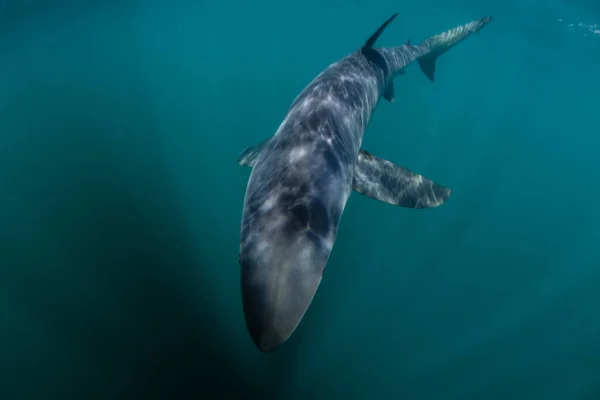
[239, 15, 492, 352]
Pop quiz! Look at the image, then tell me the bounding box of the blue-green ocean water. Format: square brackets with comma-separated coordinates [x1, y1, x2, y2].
[1, 1, 599, 399]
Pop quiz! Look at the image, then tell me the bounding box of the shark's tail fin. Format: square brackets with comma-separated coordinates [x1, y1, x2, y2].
[416, 16, 492, 82]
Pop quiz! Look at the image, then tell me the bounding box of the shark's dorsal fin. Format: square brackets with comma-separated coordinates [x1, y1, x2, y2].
[362, 12, 399, 50]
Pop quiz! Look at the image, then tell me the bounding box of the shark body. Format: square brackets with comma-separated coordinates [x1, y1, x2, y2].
[237, 14, 492, 352]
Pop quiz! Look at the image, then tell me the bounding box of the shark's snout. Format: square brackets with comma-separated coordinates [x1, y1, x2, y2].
[241, 260, 294, 353]
[239, 215, 331, 352]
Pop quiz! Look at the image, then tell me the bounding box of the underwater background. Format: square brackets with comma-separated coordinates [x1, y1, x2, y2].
[1, 0, 599, 399]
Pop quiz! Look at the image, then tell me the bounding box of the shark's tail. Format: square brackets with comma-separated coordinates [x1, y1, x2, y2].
[416, 16, 492, 82]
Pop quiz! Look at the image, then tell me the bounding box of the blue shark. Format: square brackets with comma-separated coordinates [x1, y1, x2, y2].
[237, 13, 492, 352]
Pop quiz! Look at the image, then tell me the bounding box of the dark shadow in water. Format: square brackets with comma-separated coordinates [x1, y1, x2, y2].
[0, 1, 305, 398]
[0, 86, 293, 400]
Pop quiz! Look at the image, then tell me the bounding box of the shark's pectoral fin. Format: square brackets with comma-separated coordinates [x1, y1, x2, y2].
[237, 137, 272, 168]
[352, 149, 451, 208]
[238, 142, 451, 208]
[383, 82, 395, 103]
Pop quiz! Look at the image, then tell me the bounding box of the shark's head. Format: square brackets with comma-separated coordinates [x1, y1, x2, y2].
[239, 188, 337, 352]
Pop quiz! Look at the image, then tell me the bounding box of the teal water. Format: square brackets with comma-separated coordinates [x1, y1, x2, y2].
[1, 1, 599, 399]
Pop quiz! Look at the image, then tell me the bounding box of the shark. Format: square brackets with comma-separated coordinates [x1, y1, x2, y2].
[236, 13, 492, 352]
